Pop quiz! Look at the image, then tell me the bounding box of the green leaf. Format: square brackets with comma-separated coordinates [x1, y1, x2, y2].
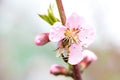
[38, 4, 60, 25]
[39, 14, 54, 25]
[48, 5, 59, 22]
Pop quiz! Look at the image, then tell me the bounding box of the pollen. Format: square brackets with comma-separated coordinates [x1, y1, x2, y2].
[64, 28, 80, 43]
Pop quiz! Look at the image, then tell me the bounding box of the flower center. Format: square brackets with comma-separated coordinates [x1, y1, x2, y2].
[64, 28, 80, 43]
[57, 28, 80, 59]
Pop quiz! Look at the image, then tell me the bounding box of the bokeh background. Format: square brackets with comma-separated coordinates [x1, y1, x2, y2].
[0, 0, 120, 80]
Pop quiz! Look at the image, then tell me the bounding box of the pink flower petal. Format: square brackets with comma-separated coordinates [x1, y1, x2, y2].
[82, 50, 97, 62]
[68, 43, 83, 65]
[49, 22, 66, 42]
[57, 40, 62, 48]
[65, 13, 85, 29]
[78, 25, 95, 47]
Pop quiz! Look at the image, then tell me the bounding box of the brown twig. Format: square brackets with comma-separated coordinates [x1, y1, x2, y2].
[72, 65, 82, 80]
[56, 0, 66, 25]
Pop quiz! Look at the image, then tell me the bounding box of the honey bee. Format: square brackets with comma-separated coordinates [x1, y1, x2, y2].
[56, 37, 72, 63]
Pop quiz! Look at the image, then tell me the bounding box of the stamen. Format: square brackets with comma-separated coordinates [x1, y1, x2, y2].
[64, 27, 81, 44]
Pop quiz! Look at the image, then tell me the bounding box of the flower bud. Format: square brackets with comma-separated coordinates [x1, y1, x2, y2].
[34, 33, 50, 46]
[50, 64, 67, 75]
[79, 50, 97, 72]
[82, 50, 97, 62]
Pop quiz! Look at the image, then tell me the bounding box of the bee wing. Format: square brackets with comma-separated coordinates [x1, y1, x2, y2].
[56, 48, 63, 57]
[56, 48, 69, 57]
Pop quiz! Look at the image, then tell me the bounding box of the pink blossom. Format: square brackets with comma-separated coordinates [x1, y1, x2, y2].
[49, 13, 95, 65]
[34, 33, 49, 46]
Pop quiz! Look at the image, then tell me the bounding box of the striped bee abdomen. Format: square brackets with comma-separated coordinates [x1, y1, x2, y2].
[61, 54, 69, 62]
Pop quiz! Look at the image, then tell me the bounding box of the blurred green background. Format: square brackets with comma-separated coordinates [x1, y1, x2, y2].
[0, 0, 120, 80]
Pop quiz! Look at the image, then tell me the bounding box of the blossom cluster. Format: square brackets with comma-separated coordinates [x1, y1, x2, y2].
[35, 13, 97, 65]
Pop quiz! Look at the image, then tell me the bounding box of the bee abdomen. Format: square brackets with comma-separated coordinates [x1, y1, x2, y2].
[61, 54, 69, 62]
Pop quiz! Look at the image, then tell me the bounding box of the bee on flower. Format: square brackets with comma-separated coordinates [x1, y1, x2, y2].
[49, 13, 95, 65]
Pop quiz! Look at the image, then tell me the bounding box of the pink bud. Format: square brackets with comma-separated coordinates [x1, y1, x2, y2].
[50, 64, 67, 75]
[82, 50, 97, 62]
[34, 33, 50, 46]
[79, 50, 97, 72]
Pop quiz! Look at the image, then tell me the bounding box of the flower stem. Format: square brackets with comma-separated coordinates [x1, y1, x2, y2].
[72, 65, 82, 80]
[56, 0, 66, 25]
